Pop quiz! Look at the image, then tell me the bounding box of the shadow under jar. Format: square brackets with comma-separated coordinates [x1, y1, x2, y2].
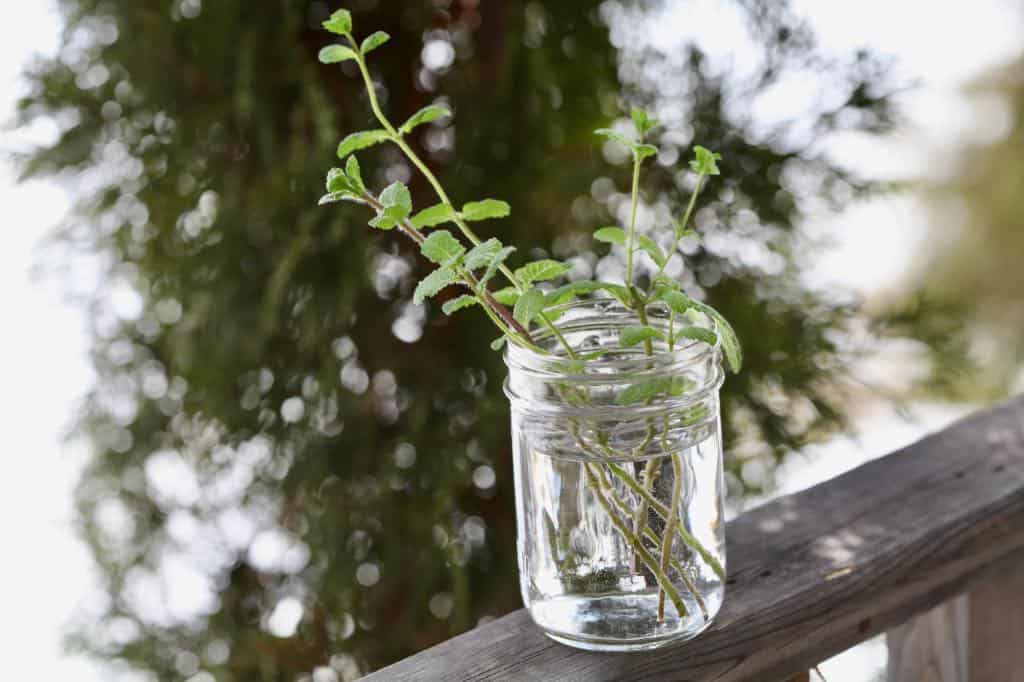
[504, 300, 727, 652]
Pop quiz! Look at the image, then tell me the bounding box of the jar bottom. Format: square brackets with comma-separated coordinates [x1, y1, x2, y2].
[528, 589, 723, 652]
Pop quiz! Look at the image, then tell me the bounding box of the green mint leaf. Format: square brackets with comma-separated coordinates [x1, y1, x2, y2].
[322, 9, 353, 35]
[593, 226, 626, 245]
[513, 288, 545, 327]
[480, 245, 515, 285]
[490, 287, 519, 306]
[543, 284, 577, 308]
[490, 336, 507, 351]
[619, 324, 665, 347]
[379, 181, 412, 215]
[318, 44, 358, 64]
[687, 299, 741, 372]
[441, 294, 478, 315]
[616, 377, 670, 405]
[368, 213, 398, 230]
[336, 130, 391, 159]
[399, 105, 452, 134]
[344, 156, 364, 194]
[514, 259, 570, 285]
[461, 199, 511, 222]
[637, 234, 666, 265]
[361, 31, 390, 55]
[413, 266, 459, 304]
[630, 107, 657, 137]
[672, 326, 718, 347]
[464, 238, 503, 270]
[326, 167, 351, 193]
[690, 145, 722, 176]
[633, 143, 658, 160]
[319, 191, 362, 206]
[655, 288, 691, 315]
[547, 280, 631, 306]
[594, 127, 633, 147]
[420, 229, 465, 265]
[410, 202, 455, 229]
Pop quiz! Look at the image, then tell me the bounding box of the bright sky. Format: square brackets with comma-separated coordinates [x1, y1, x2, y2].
[0, 1, 1019, 680]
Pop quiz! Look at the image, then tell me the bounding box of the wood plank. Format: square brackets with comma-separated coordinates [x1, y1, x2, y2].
[887, 597, 967, 682]
[968, 553, 1024, 680]
[366, 397, 1024, 681]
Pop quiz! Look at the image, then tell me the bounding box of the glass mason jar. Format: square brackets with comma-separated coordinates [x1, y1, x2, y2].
[504, 299, 726, 652]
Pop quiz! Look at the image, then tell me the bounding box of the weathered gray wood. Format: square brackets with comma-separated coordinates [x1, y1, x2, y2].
[968, 553, 1024, 680]
[887, 597, 968, 682]
[366, 397, 1024, 681]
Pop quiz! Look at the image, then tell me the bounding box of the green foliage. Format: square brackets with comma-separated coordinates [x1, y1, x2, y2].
[322, 9, 353, 35]
[420, 229, 465, 264]
[318, 44, 358, 64]
[513, 289, 546, 326]
[410, 202, 456, 229]
[514, 259, 571, 285]
[399, 105, 452, 134]
[337, 129, 391, 158]
[464, 238, 503, 270]
[413, 266, 460, 304]
[442, 295, 478, 315]
[620, 324, 665, 347]
[361, 31, 390, 55]
[690, 145, 722, 176]
[461, 199, 511, 221]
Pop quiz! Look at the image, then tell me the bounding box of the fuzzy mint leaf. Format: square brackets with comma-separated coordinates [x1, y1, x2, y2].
[636, 234, 666, 265]
[461, 199, 511, 222]
[322, 9, 352, 35]
[337, 130, 391, 159]
[515, 259, 570, 285]
[441, 294, 478, 316]
[620, 325, 665, 347]
[631, 108, 657, 137]
[420, 229, 465, 265]
[595, 127, 633, 147]
[480, 246, 515, 285]
[361, 31, 390, 55]
[379, 181, 412, 220]
[367, 213, 398, 230]
[399, 105, 452, 134]
[413, 266, 459, 304]
[593, 226, 626, 245]
[690, 145, 722, 176]
[673, 326, 718, 347]
[410, 203, 454, 229]
[319, 191, 361, 206]
[319, 45, 357, 64]
[490, 287, 519, 306]
[615, 377, 691, 405]
[464, 238, 503, 270]
[634, 143, 658, 161]
[344, 156, 364, 194]
[513, 288, 545, 327]
[687, 299, 742, 372]
[326, 167, 351, 193]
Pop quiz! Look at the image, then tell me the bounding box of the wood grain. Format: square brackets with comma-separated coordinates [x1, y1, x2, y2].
[887, 597, 967, 682]
[366, 397, 1024, 681]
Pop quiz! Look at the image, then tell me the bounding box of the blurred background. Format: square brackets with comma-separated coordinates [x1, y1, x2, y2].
[2, 0, 1022, 679]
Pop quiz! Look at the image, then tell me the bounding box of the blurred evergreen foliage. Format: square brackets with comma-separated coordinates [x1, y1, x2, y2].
[17, 0, 899, 677]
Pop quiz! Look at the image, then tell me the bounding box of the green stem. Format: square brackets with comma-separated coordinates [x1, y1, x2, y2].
[595, 463, 708, 620]
[624, 156, 642, 287]
[349, 38, 577, 359]
[658, 453, 684, 620]
[647, 174, 706, 295]
[582, 462, 688, 618]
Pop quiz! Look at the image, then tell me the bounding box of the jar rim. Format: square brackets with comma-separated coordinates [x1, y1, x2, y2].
[503, 298, 721, 380]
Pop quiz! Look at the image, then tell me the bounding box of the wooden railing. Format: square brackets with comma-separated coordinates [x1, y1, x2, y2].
[366, 397, 1024, 681]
